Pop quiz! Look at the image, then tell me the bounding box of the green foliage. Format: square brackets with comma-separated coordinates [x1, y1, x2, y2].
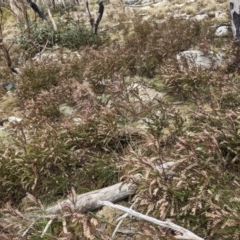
[162, 63, 226, 102]
[52, 2, 78, 15]
[15, 19, 100, 52]
[0, 117, 121, 206]
[16, 63, 62, 100]
[121, 103, 240, 239]
[83, 17, 207, 94]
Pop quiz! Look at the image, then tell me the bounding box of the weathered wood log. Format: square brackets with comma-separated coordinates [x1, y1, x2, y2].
[0, 177, 139, 233]
[230, 0, 240, 39]
[46, 179, 138, 214]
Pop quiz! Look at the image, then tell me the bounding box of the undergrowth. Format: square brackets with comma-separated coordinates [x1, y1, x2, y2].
[1, 8, 240, 240]
[15, 18, 101, 56]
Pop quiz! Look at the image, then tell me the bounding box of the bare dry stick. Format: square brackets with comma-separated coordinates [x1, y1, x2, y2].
[112, 197, 139, 238]
[22, 222, 35, 237]
[61, 0, 66, 8]
[0, 8, 18, 74]
[47, 8, 57, 31]
[98, 201, 204, 240]
[41, 218, 54, 237]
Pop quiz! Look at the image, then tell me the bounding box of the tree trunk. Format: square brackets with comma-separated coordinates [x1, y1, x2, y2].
[230, 0, 240, 39]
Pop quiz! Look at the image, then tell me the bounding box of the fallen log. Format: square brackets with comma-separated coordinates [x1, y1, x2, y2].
[0, 176, 139, 235]
[46, 177, 139, 214]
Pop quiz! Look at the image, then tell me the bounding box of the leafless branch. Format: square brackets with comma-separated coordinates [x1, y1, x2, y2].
[98, 201, 205, 240]
[47, 8, 57, 31]
[0, 9, 18, 74]
[83, 0, 104, 34]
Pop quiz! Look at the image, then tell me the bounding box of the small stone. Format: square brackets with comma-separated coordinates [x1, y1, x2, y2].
[192, 14, 208, 21]
[124, 0, 139, 4]
[8, 116, 22, 123]
[215, 26, 229, 37]
[59, 104, 74, 116]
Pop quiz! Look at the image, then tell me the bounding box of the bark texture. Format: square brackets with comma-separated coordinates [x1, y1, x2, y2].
[230, 0, 240, 39]
[46, 181, 137, 214]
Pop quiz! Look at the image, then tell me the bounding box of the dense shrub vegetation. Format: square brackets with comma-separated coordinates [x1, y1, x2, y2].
[15, 18, 101, 55]
[0, 2, 240, 239]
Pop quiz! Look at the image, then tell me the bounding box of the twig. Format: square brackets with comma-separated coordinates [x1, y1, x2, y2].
[0, 8, 18, 74]
[112, 197, 139, 238]
[47, 8, 57, 31]
[22, 222, 35, 237]
[98, 201, 204, 240]
[62, 217, 68, 234]
[41, 218, 54, 237]
[61, 0, 66, 8]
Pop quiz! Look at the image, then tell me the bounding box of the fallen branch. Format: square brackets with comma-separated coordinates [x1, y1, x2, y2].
[0, 177, 139, 234]
[46, 179, 138, 214]
[98, 201, 204, 240]
[112, 197, 139, 238]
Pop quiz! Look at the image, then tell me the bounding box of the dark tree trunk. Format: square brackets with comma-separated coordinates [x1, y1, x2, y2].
[230, 0, 240, 39]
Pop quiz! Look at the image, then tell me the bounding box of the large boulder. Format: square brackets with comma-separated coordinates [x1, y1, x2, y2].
[176, 50, 223, 70]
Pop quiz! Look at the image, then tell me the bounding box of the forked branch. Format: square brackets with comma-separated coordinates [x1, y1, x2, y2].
[84, 0, 104, 34]
[0, 7, 18, 74]
[98, 201, 204, 240]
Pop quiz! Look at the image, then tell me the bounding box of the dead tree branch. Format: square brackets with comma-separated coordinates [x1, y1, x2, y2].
[0, 7, 18, 74]
[46, 180, 137, 214]
[47, 8, 57, 31]
[98, 201, 204, 240]
[0, 177, 140, 234]
[84, 0, 104, 34]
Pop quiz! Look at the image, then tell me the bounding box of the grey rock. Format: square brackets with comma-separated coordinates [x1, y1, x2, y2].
[177, 50, 223, 70]
[1, 82, 15, 92]
[192, 14, 208, 21]
[124, 0, 139, 4]
[59, 103, 74, 116]
[8, 116, 22, 123]
[215, 26, 229, 37]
